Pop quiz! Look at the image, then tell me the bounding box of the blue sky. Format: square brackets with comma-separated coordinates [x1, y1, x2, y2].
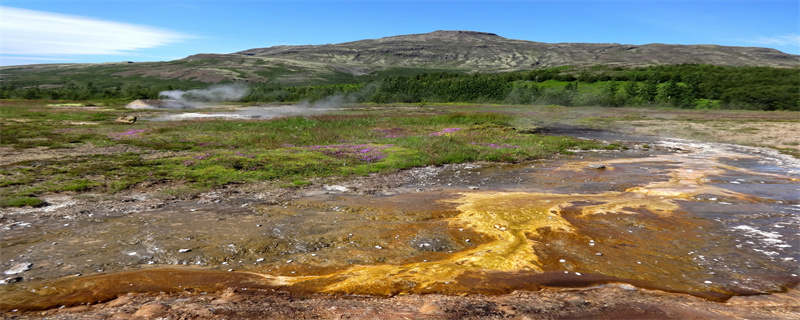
[1, 0, 798, 66]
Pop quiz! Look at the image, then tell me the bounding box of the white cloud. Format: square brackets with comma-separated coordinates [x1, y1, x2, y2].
[746, 34, 800, 47]
[0, 6, 192, 56]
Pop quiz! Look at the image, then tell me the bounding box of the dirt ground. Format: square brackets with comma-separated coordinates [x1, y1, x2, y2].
[11, 285, 800, 320]
[2, 113, 800, 319]
[624, 119, 800, 152]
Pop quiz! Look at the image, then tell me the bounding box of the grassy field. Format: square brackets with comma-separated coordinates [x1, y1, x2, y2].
[0, 100, 619, 207]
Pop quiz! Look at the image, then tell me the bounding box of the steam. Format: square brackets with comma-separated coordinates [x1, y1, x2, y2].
[238, 95, 348, 119]
[297, 94, 350, 109]
[146, 85, 362, 120]
[158, 84, 250, 109]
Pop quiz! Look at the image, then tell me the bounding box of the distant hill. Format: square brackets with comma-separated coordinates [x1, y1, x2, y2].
[238, 30, 800, 71]
[2, 30, 798, 87]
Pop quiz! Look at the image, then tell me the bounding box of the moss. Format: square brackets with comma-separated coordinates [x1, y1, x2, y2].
[0, 196, 44, 208]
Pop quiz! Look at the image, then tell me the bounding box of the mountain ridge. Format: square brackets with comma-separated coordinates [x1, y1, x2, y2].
[210, 30, 800, 82]
[2, 30, 798, 86]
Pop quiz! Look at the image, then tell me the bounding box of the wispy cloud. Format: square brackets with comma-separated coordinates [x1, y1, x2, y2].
[0, 6, 192, 57]
[744, 34, 800, 47]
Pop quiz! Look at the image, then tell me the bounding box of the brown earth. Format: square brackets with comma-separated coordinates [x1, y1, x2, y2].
[11, 285, 800, 320]
[625, 120, 800, 151]
[2, 113, 799, 319]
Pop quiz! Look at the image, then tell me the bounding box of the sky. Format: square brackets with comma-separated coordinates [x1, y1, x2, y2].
[1, 0, 798, 66]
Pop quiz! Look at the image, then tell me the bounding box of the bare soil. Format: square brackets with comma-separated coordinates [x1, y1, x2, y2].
[2, 114, 799, 319]
[625, 120, 800, 151]
[15, 285, 800, 320]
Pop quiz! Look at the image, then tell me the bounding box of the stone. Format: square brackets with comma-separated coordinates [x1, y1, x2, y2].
[212, 288, 247, 305]
[211, 293, 246, 305]
[419, 301, 445, 315]
[568, 297, 588, 306]
[133, 303, 171, 317]
[4, 262, 32, 275]
[106, 295, 133, 307]
[324, 185, 349, 192]
[588, 164, 606, 169]
[60, 305, 91, 313]
[114, 115, 137, 124]
[109, 313, 134, 320]
[1, 276, 22, 284]
[185, 304, 214, 316]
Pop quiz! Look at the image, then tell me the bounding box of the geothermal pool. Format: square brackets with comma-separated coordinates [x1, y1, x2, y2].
[144, 104, 343, 121]
[2, 137, 798, 310]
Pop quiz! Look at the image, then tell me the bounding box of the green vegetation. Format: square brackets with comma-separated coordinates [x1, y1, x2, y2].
[0, 101, 616, 207]
[0, 196, 44, 208]
[239, 64, 797, 111]
[2, 64, 797, 111]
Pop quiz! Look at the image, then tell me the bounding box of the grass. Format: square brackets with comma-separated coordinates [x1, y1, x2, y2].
[0, 196, 44, 207]
[0, 100, 618, 206]
[3, 100, 796, 208]
[777, 148, 800, 159]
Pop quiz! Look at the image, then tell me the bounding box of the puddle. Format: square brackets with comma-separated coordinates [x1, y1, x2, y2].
[144, 104, 341, 121]
[2, 138, 799, 310]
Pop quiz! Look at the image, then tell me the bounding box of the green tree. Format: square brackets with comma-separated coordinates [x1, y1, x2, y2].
[639, 79, 658, 103]
[564, 82, 578, 92]
[607, 81, 619, 96]
[623, 80, 639, 98]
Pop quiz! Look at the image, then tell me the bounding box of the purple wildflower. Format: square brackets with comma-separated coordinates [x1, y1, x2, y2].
[429, 128, 462, 136]
[374, 128, 407, 138]
[234, 152, 255, 158]
[471, 142, 520, 149]
[108, 129, 148, 140]
[304, 144, 392, 163]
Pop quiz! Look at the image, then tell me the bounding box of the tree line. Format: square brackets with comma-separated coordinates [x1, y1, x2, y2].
[1, 64, 797, 111]
[240, 65, 798, 110]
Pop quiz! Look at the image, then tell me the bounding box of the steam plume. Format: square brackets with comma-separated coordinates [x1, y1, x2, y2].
[158, 84, 250, 108]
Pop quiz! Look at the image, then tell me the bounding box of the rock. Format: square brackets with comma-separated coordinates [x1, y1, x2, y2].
[324, 185, 349, 192]
[498, 304, 518, 316]
[115, 115, 137, 124]
[185, 304, 214, 316]
[213, 288, 247, 305]
[178, 248, 192, 253]
[106, 295, 133, 307]
[60, 305, 92, 313]
[0, 276, 22, 284]
[469, 186, 480, 190]
[588, 164, 606, 169]
[133, 303, 171, 317]
[419, 301, 445, 315]
[4, 262, 32, 275]
[211, 293, 247, 305]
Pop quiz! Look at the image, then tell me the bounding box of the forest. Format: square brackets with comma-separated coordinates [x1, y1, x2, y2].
[1, 64, 797, 111]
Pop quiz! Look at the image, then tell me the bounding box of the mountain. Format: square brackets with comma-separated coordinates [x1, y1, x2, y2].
[236, 30, 799, 71]
[2, 30, 798, 87]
